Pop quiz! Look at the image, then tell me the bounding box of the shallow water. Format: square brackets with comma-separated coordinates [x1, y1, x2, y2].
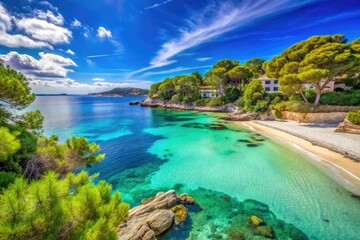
[29, 96, 360, 240]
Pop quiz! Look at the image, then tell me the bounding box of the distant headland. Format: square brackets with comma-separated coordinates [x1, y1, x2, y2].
[88, 87, 149, 97]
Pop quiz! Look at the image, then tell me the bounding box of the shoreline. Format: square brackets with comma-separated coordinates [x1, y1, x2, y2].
[241, 121, 360, 195]
[140, 97, 235, 113]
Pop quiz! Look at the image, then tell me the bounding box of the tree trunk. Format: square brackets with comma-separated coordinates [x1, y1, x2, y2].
[314, 88, 321, 105]
[300, 91, 308, 103]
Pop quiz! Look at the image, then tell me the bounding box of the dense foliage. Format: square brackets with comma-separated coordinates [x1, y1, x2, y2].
[237, 80, 267, 113]
[266, 34, 360, 105]
[320, 90, 360, 106]
[347, 110, 360, 125]
[0, 171, 129, 239]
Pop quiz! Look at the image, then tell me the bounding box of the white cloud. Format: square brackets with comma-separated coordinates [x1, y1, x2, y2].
[97, 26, 112, 39]
[33, 9, 64, 25]
[196, 57, 212, 61]
[92, 77, 105, 81]
[29, 79, 153, 94]
[130, 0, 314, 76]
[66, 49, 75, 55]
[0, 4, 12, 31]
[16, 18, 72, 45]
[145, 0, 173, 10]
[71, 18, 82, 28]
[0, 3, 71, 49]
[38, 1, 58, 11]
[0, 51, 77, 78]
[0, 32, 53, 49]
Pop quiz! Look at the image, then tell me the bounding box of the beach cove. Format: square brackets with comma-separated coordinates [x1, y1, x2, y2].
[29, 95, 360, 239]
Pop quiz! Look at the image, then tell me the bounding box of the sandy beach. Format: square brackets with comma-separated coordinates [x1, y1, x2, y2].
[242, 120, 360, 194]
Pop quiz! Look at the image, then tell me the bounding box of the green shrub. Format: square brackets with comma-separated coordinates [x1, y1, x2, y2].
[347, 110, 360, 125]
[274, 109, 282, 119]
[236, 98, 245, 108]
[273, 101, 312, 113]
[224, 87, 241, 103]
[304, 89, 316, 103]
[0, 171, 21, 189]
[194, 98, 206, 106]
[253, 100, 268, 113]
[170, 94, 180, 103]
[320, 90, 360, 106]
[206, 97, 225, 107]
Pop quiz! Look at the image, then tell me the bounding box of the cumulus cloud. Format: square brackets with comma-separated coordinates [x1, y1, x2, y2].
[66, 49, 75, 55]
[97, 26, 112, 39]
[92, 77, 105, 81]
[16, 18, 72, 45]
[0, 3, 71, 49]
[0, 51, 77, 78]
[33, 9, 64, 25]
[71, 18, 82, 28]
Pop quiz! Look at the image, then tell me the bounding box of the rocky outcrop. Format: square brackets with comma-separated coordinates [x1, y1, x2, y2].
[140, 97, 236, 112]
[129, 100, 143, 105]
[335, 119, 360, 134]
[279, 111, 346, 124]
[118, 190, 195, 240]
[170, 204, 188, 224]
[221, 110, 259, 121]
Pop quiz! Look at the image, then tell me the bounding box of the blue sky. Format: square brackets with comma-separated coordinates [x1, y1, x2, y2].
[0, 0, 359, 94]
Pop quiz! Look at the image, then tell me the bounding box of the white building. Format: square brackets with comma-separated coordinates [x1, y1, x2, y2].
[200, 86, 219, 98]
[259, 76, 279, 92]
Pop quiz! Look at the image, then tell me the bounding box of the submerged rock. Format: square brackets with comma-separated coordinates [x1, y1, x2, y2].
[118, 190, 196, 240]
[250, 215, 264, 227]
[254, 225, 274, 238]
[170, 204, 188, 224]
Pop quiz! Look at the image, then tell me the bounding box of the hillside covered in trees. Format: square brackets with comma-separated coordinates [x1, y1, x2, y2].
[148, 34, 360, 113]
[89, 87, 149, 96]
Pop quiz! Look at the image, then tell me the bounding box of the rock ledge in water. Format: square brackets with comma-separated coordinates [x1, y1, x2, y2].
[118, 190, 195, 240]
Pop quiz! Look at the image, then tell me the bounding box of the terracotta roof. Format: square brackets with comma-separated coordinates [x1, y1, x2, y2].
[199, 86, 211, 89]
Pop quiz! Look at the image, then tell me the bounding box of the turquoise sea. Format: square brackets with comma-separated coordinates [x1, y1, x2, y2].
[29, 96, 360, 240]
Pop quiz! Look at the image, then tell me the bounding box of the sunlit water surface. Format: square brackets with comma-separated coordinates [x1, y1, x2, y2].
[29, 96, 360, 240]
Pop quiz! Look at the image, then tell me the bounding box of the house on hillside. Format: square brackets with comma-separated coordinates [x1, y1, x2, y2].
[200, 86, 219, 98]
[259, 76, 279, 92]
[259, 75, 348, 93]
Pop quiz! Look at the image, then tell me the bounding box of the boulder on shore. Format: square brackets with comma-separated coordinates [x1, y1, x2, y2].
[335, 119, 360, 134]
[221, 111, 259, 121]
[118, 190, 195, 240]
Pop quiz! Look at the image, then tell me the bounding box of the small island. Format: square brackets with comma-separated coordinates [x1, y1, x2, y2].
[88, 87, 149, 97]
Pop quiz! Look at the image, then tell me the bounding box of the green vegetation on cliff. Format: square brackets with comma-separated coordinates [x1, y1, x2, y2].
[89, 87, 149, 96]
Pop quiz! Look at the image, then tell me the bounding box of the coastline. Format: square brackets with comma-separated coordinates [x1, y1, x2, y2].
[140, 97, 236, 113]
[242, 121, 360, 195]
